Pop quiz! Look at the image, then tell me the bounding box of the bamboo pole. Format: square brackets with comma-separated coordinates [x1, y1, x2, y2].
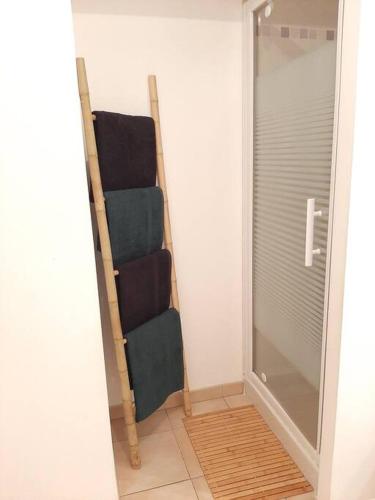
[148, 75, 192, 417]
[76, 58, 141, 469]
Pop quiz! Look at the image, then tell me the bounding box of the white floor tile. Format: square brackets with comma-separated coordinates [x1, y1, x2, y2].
[222, 382, 244, 397]
[114, 431, 189, 495]
[224, 392, 253, 408]
[113, 395, 313, 500]
[122, 480, 198, 499]
[167, 398, 228, 429]
[192, 398, 228, 415]
[111, 410, 171, 442]
[166, 406, 186, 429]
[192, 477, 213, 500]
[173, 427, 203, 478]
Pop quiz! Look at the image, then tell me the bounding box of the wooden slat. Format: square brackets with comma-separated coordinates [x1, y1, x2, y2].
[195, 436, 279, 460]
[206, 460, 295, 483]
[201, 449, 288, 473]
[211, 471, 303, 494]
[184, 406, 313, 499]
[187, 415, 265, 433]
[191, 427, 273, 444]
[200, 442, 285, 463]
[191, 428, 273, 448]
[188, 421, 269, 439]
[204, 454, 292, 477]
[210, 465, 300, 489]
[200, 445, 286, 468]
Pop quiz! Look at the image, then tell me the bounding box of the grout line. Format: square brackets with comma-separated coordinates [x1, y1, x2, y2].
[172, 427, 196, 480]
[165, 406, 175, 429]
[111, 411, 173, 444]
[119, 401, 266, 499]
[191, 477, 214, 500]
[112, 427, 172, 444]
[191, 477, 203, 500]
[165, 406, 186, 431]
[119, 479, 196, 499]
[170, 425, 190, 479]
[172, 425, 204, 480]
[223, 392, 248, 407]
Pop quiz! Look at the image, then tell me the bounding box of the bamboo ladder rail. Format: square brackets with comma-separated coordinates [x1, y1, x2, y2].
[148, 75, 192, 417]
[76, 58, 141, 469]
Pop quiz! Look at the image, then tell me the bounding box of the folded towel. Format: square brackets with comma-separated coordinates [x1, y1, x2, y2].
[125, 308, 184, 422]
[93, 111, 157, 192]
[105, 187, 164, 267]
[117, 249, 171, 334]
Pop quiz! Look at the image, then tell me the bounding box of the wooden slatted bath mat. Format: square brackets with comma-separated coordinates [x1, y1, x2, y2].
[184, 405, 313, 500]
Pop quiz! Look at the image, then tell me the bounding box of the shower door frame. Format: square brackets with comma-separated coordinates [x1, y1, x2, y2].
[242, 0, 349, 474]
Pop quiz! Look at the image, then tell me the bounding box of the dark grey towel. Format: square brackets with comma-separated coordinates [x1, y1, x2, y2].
[93, 111, 157, 192]
[117, 250, 172, 334]
[105, 187, 164, 267]
[125, 308, 184, 422]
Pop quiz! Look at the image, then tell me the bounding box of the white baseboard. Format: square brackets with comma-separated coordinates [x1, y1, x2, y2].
[245, 373, 319, 491]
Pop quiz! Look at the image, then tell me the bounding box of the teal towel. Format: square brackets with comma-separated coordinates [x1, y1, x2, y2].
[105, 187, 163, 267]
[125, 308, 184, 422]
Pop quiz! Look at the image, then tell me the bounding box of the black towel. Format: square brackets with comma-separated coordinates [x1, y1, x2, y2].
[105, 187, 164, 267]
[125, 308, 184, 422]
[93, 111, 157, 192]
[117, 250, 172, 334]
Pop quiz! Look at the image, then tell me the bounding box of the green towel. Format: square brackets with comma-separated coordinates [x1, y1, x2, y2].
[105, 187, 163, 267]
[125, 308, 184, 422]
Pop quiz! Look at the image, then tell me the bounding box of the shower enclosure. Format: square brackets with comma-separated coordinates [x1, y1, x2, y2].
[244, 0, 340, 451]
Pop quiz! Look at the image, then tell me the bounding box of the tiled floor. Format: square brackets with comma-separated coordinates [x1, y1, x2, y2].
[111, 393, 315, 500]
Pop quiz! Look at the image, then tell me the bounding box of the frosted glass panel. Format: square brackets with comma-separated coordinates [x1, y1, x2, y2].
[252, 0, 339, 448]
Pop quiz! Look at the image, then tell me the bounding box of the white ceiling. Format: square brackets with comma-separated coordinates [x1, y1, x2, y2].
[71, 0, 243, 22]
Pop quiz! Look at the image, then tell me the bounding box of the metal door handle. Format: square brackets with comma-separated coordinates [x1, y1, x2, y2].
[305, 198, 322, 267]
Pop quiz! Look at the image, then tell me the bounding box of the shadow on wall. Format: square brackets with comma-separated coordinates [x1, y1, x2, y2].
[359, 459, 375, 500]
[71, 0, 242, 21]
[90, 204, 123, 407]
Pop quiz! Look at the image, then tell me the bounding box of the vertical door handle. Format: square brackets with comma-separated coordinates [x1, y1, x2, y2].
[305, 198, 322, 267]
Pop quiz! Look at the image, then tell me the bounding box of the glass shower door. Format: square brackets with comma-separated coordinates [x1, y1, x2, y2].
[252, 0, 339, 448]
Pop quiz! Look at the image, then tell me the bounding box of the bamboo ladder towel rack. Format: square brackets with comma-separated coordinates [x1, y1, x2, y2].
[76, 58, 141, 469]
[76, 58, 192, 469]
[148, 76, 192, 417]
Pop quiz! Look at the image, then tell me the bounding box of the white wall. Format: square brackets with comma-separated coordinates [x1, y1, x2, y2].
[0, 1, 118, 499]
[72, 0, 242, 21]
[72, 3, 243, 404]
[324, 1, 375, 498]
